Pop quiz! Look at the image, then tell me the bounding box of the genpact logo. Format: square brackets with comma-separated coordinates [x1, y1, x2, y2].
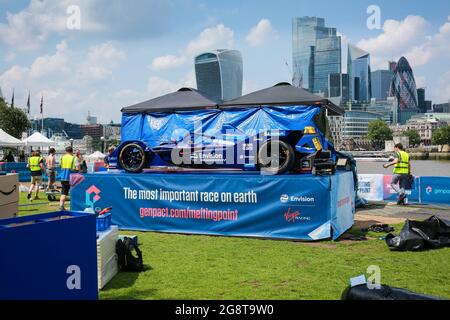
[86, 185, 101, 210]
[426, 186, 433, 195]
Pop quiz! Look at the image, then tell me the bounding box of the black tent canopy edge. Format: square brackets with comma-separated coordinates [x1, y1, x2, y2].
[121, 82, 344, 116]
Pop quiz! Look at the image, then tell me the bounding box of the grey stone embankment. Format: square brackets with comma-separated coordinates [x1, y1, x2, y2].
[409, 152, 450, 160]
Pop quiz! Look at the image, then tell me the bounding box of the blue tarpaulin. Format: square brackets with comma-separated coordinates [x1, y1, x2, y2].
[122, 105, 325, 148]
[70, 171, 355, 241]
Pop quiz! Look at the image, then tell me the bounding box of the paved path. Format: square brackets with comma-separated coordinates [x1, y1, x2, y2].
[356, 201, 450, 221]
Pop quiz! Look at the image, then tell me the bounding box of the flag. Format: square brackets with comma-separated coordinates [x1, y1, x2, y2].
[11, 89, 14, 108]
[40, 95, 43, 114]
[27, 91, 31, 114]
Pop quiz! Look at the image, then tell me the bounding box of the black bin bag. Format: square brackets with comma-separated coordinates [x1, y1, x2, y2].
[386, 215, 450, 251]
[342, 284, 444, 300]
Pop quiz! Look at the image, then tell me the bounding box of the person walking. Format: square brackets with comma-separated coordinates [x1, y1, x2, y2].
[45, 148, 56, 191]
[383, 143, 411, 205]
[59, 146, 77, 211]
[27, 150, 44, 201]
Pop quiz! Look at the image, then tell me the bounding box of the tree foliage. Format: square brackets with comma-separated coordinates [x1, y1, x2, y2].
[367, 119, 393, 150]
[432, 126, 450, 146]
[0, 98, 31, 139]
[402, 130, 421, 147]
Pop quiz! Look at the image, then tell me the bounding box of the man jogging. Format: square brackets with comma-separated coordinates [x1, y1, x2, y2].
[383, 143, 411, 205]
[59, 146, 77, 211]
[27, 150, 44, 201]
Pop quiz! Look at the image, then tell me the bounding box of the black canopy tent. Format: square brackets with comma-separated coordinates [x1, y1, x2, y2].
[122, 82, 344, 116]
[219, 82, 344, 116]
[121, 87, 218, 114]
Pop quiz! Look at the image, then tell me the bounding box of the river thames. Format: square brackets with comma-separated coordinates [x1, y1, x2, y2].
[357, 160, 450, 177]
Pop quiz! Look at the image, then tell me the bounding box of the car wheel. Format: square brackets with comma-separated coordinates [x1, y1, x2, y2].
[119, 143, 147, 173]
[258, 140, 295, 175]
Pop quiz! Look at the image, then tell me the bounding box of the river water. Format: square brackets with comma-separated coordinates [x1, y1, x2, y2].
[357, 160, 450, 177]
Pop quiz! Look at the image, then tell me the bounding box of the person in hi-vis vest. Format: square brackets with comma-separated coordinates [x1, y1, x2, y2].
[26, 150, 44, 201]
[59, 146, 77, 211]
[383, 143, 411, 205]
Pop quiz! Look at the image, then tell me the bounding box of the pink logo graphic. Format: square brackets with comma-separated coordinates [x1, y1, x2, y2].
[86, 185, 101, 209]
[284, 208, 300, 223]
[426, 186, 433, 195]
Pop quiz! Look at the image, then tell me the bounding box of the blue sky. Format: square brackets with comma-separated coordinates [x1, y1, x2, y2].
[0, 0, 449, 123]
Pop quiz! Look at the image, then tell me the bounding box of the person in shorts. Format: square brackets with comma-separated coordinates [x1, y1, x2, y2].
[27, 150, 44, 201]
[45, 148, 56, 191]
[59, 146, 77, 211]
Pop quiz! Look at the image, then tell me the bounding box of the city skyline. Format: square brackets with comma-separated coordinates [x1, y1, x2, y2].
[0, 0, 449, 124]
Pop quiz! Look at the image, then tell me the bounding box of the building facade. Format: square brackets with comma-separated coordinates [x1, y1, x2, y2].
[348, 44, 372, 103]
[391, 118, 447, 145]
[389, 56, 419, 110]
[103, 123, 122, 141]
[328, 73, 350, 106]
[195, 49, 243, 102]
[292, 16, 341, 95]
[371, 70, 393, 101]
[327, 115, 344, 149]
[343, 110, 385, 139]
[80, 124, 104, 140]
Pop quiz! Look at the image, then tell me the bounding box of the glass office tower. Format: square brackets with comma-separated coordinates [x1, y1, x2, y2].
[314, 37, 341, 95]
[348, 44, 372, 102]
[195, 49, 243, 102]
[292, 17, 340, 94]
[371, 70, 393, 101]
[389, 56, 418, 110]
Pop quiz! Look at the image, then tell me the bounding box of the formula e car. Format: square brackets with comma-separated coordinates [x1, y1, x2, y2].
[108, 126, 336, 175]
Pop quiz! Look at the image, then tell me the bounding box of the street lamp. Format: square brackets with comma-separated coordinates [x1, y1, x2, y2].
[100, 136, 105, 153]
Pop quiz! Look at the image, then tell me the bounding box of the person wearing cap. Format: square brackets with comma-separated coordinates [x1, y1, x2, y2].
[383, 143, 411, 205]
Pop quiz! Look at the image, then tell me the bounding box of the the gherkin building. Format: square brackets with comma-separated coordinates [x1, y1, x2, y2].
[389, 56, 418, 110]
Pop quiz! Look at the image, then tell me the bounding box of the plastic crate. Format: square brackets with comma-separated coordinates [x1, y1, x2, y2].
[96, 212, 112, 231]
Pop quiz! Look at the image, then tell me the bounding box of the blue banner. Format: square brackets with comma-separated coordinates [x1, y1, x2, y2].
[420, 177, 450, 205]
[71, 171, 355, 241]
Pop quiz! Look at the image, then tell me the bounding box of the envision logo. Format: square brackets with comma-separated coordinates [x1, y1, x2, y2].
[280, 194, 315, 203]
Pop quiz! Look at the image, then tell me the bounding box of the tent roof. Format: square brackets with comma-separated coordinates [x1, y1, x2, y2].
[219, 82, 344, 115]
[22, 132, 53, 146]
[86, 151, 106, 159]
[0, 128, 24, 147]
[122, 88, 218, 114]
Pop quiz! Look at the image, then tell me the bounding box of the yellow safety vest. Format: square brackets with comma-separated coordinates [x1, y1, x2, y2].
[61, 154, 76, 170]
[393, 150, 410, 174]
[28, 156, 42, 172]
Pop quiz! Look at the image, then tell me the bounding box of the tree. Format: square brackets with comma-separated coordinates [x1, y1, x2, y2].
[366, 119, 393, 150]
[0, 98, 31, 139]
[432, 126, 450, 146]
[402, 130, 421, 147]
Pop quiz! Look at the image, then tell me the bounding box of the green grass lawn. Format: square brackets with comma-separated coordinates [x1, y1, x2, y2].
[17, 192, 450, 300]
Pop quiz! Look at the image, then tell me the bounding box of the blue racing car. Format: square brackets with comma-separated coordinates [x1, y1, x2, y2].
[107, 126, 336, 175]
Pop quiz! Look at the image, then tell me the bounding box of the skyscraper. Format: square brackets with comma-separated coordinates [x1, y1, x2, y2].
[389, 56, 418, 110]
[328, 73, 349, 105]
[292, 17, 341, 94]
[417, 88, 426, 113]
[195, 49, 243, 102]
[348, 44, 371, 103]
[371, 70, 393, 101]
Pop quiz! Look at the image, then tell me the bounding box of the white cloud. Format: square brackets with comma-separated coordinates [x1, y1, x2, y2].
[245, 19, 279, 46]
[150, 24, 235, 71]
[0, 40, 126, 122]
[151, 55, 186, 71]
[357, 15, 429, 69]
[185, 24, 234, 56]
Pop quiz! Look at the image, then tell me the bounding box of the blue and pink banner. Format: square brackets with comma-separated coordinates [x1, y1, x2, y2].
[70, 171, 355, 241]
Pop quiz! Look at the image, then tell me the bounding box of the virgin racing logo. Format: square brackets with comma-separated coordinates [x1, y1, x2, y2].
[283, 208, 311, 223]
